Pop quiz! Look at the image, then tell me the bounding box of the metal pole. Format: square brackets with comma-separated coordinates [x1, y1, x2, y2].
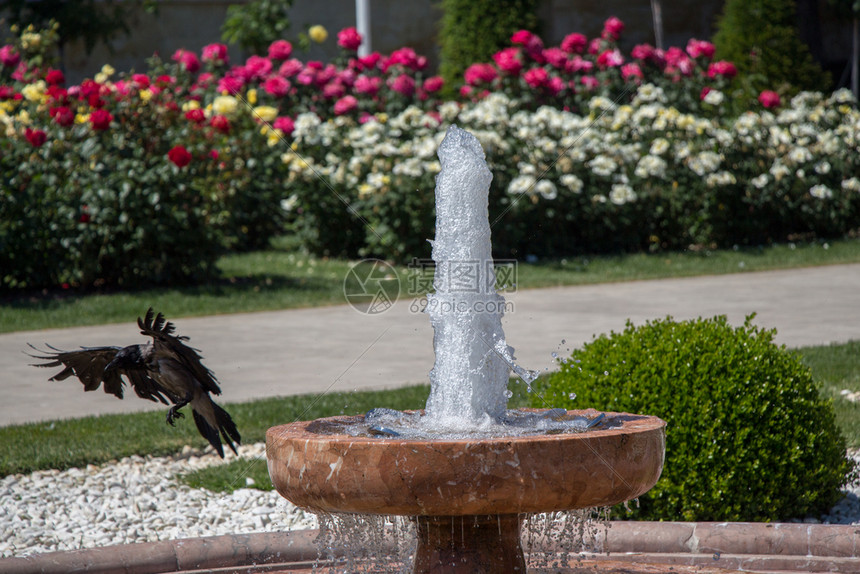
[650, 0, 664, 51]
[356, 0, 372, 57]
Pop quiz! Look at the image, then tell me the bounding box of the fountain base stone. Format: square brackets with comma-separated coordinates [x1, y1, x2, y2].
[267, 409, 666, 573]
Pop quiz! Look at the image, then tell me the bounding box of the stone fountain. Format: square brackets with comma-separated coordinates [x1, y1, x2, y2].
[267, 126, 666, 572]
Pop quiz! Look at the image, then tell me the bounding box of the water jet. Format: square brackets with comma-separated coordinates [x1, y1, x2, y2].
[267, 126, 666, 572]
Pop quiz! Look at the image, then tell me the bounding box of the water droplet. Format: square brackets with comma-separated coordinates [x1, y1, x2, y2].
[561, 339, 566, 344]
[713, 552, 721, 561]
[503, 389, 513, 399]
[568, 392, 577, 401]
[603, 370, 609, 376]
[551, 352, 558, 358]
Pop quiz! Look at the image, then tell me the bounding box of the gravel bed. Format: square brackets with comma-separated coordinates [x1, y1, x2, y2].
[1, 447, 858, 558]
[0, 443, 317, 558]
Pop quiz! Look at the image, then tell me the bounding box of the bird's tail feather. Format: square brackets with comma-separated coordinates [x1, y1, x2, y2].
[192, 401, 240, 458]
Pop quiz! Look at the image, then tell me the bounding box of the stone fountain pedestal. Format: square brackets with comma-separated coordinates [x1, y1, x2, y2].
[267, 409, 666, 573]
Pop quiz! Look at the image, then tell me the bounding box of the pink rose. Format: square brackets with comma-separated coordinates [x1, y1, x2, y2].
[273, 116, 295, 135]
[268, 40, 293, 60]
[707, 60, 738, 79]
[384, 47, 420, 71]
[621, 63, 643, 81]
[0, 45, 20, 68]
[602, 17, 625, 41]
[511, 29, 543, 56]
[580, 76, 600, 90]
[463, 63, 497, 86]
[542, 48, 568, 70]
[597, 49, 624, 68]
[546, 76, 564, 96]
[523, 67, 548, 88]
[354, 75, 382, 95]
[493, 47, 522, 75]
[322, 80, 346, 99]
[217, 74, 244, 94]
[422, 75, 444, 93]
[279, 59, 303, 78]
[202, 43, 229, 64]
[263, 75, 291, 97]
[387, 73, 415, 96]
[241, 55, 273, 80]
[333, 95, 358, 115]
[758, 90, 781, 109]
[172, 49, 201, 73]
[356, 52, 382, 71]
[337, 27, 363, 51]
[560, 33, 587, 54]
[566, 56, 594, 73]
[686, 39, 715, 60]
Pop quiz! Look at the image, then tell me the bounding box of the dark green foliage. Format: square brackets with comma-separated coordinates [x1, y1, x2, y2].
[438, 0, 539, 92]
[221, 0, 294, 55]
[537, 315, 855, 522]
[1, 0, 154, 54]
[713, 0, 831, 93]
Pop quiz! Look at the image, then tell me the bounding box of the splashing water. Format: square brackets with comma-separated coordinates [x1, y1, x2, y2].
[423, 125, 513, 429]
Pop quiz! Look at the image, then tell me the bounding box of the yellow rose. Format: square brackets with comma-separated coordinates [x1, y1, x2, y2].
[212, 95, 239, 117]
[308, 25, 328, 43]
[20, 32, 41, 50]
[182, 100, 201, 112]
[21, 81, 45, 103]
[253, 105, 278, 123]
[139, 89, 153, 102]
[246, 89, 258, 105]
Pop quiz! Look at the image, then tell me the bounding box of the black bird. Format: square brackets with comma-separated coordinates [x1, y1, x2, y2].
[28, 308, 240, 458]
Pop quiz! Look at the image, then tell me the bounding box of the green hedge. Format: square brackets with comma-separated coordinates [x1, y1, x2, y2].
[536, 315, 855, 522]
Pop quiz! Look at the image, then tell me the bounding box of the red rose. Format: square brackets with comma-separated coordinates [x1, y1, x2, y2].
[561, 33, 587, 54]
[50, 106, 75, 127]
[387, 74, 415, 96]
[185, 108, 206, 124]
[89, 109, 113, 131]
[45, 69, 65, 85]
[337, 27, 363, 51]
[167, 145, 192, 168]
[523, 67, 548, 88]
[463, 63, 497, 86]
[202, 43, 229, 64]
[24, 127, 47, 147]
[210, 115, 231, 133]
[172, 49, 201, 73]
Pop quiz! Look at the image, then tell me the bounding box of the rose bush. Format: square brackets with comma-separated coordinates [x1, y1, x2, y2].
[1, 20, 858, 290]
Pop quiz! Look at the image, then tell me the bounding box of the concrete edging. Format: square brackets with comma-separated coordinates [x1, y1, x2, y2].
[1, 522, 858, 574]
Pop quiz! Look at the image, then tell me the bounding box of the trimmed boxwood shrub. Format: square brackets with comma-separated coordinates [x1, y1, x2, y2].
[535, 315, 855, 522]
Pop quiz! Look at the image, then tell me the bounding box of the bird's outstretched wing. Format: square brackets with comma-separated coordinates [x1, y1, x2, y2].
[138, 308, 222, 395]
[27, 343, 171, 404]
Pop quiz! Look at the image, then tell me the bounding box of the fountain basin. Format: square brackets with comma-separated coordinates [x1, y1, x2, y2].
[267, 409, 665, 517]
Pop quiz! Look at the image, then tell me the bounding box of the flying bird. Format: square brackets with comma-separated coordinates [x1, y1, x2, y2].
[28, 308, 240, 458]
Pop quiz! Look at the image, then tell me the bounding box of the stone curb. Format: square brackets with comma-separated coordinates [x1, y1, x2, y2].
[2, 522, 859, 573]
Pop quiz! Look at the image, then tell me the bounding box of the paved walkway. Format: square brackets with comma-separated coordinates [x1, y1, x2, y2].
[1, 264, 859, 427]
